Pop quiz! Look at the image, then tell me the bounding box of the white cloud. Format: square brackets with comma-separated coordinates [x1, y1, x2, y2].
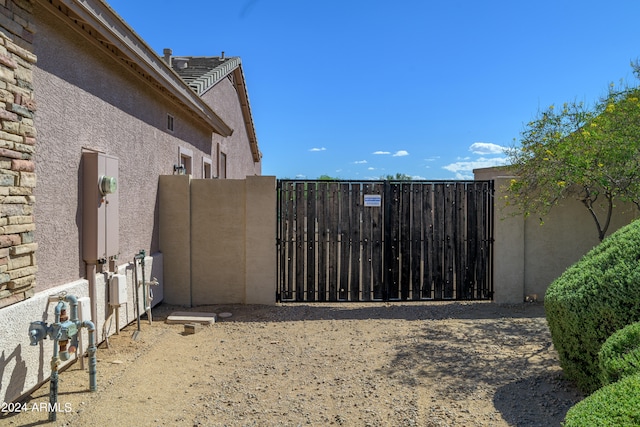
[372, 151, 390, 155]
[392, 150, 409, 157]
[454, 172, 474, 180]
[295, 174, 306, 178]
[309, 147, 326, 152]
[412, 175, 427, 180]
[354, 160, 367, 164]
[367, 167, 376, 170]
[469, 142, 507, 155]
[442, 157, 508, 175]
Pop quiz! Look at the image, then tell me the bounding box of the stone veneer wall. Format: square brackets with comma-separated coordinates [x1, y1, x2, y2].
[0, 0, 38, 309]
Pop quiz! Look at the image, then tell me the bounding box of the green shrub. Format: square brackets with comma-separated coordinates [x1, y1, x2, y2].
[563, 373, 640, 427]
[545, 219, 640, 393]
[599, 321, 640, 385]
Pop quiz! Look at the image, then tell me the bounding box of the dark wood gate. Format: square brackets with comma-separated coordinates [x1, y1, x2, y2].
[276, 180, 493, 302]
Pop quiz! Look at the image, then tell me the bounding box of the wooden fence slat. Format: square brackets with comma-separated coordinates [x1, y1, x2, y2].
[372, 183, 384, 300]
[454, 183, 465, 300]
[317, 182, 328, 301]
[285, 183, 295, 300]
[400, 183, 411, 300]
[328, 182, 339, 301]
[339, 183, 350, 300]
[295, 183, 305, 300]
[361, 183, 373, 301]
[386, 183, 400, 299]
[410, 184, 422, 300]
[422, 184, 434, 299]
[432, 184, 444, 299]
[306, 183, 317, 301]
[466, 183, 479, 299]
[350, 183, 362, 301]
[443, 183, 455, 299]
[479, 181, 492, 298]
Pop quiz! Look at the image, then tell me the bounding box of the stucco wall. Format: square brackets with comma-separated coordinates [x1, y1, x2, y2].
[476, 168, 639, 303]
[160, 175, 276, 306]
[32, 4, 215, 290]
[158, 175, 191, 306]
[204, 76, 261, 179]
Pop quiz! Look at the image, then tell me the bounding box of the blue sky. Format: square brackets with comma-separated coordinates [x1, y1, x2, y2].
[107, 0, 640, 180]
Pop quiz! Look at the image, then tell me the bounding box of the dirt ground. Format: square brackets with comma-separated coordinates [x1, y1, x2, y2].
[2, 301, 583, 427]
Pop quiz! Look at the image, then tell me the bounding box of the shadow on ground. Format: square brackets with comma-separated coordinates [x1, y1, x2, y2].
[149, 301, 583, 426]
[494, 374, 583, 427]
[371, 303, 583, 426]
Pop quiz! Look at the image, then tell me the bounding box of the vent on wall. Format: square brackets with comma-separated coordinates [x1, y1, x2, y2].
[167, 114, 174, 132]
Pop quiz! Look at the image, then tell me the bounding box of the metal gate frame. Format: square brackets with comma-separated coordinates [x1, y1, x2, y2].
[276, 180, 493, 302]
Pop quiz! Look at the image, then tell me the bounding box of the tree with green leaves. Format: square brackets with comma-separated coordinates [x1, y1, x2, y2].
[507, 75, 640, 242]
[317, 174, 340, 180]
[382, 173, 413, 180]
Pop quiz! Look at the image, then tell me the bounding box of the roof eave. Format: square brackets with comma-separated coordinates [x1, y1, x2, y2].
[46, 0, 233, 137]
[232, 66, 262, 163]
[184, 57, 261, 163]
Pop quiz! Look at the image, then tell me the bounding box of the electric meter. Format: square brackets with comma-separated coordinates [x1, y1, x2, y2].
[99, 175, 117, 195]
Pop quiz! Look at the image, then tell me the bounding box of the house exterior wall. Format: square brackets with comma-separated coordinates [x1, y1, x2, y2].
[204, 77, 261, 178]
[32, 5, 216, 289]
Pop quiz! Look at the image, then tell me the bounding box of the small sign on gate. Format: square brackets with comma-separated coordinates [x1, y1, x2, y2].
[363, 194, 382, 207]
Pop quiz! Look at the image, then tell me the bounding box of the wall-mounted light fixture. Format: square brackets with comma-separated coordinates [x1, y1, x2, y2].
[173, 164, 186, 175]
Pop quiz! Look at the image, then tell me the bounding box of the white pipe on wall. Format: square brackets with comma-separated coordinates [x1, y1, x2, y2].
[86, 263, 97, 326]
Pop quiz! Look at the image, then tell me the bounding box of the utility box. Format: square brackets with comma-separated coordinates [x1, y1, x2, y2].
[82, 151, 119, 264]
[78, 296, 92, 322]
[109, 274, 127, 306]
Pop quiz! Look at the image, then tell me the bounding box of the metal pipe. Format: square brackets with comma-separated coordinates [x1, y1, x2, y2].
[133, 257, 141, 333]
[29, 293, 98, 421]
[65, 294, 79, 321]
[54, 301, 64, 323]
[65, 294, 80, 358]
[141, 255, 147, 314]
[139, 251, 153, 324]
[87, 264, 98, 331]
[48, 358, 59, 421]
[49, 301, 64, 422]
[83, 320, 97, 392]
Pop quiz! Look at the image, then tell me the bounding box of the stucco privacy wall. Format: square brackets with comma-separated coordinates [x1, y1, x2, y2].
[475, 167, 639, 304]
[159, 175, 276, 306]
[0, 1, 38, 310]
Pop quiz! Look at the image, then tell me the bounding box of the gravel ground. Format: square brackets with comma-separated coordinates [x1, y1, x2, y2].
[2, 301, 583, 426]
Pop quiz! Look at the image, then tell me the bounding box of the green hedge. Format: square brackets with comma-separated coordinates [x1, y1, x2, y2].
[599, 321, 640, 385]
[545, 219, 640, 393]
[563, 373, 640, 427]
